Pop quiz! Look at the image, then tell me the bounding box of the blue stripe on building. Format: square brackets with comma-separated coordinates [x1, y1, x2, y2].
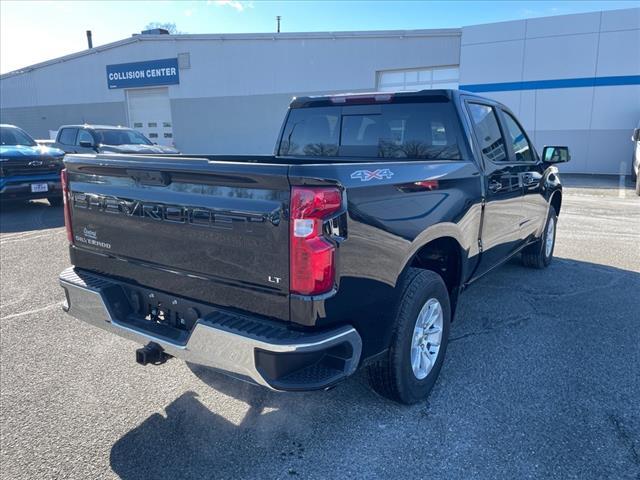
[460, 75, 640, 93]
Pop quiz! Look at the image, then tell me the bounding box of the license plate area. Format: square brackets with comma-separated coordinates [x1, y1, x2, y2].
[31, 183, 48, 193]
[121, 284, 216, 335]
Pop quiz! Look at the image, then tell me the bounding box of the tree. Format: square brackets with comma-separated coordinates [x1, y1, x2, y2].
[144, 22, 183, 34]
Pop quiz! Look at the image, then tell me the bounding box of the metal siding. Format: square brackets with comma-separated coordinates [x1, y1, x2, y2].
[0, 102, 126, 139]
[460, 7, 640, 174]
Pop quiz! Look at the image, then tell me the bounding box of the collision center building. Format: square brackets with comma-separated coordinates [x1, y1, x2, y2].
[1, 7, 638, 174]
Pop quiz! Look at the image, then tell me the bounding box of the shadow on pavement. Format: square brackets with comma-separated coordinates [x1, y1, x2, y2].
[109, 257, 640, 480]
[0, 200, 63, 233]
[109, 370, 393, 479]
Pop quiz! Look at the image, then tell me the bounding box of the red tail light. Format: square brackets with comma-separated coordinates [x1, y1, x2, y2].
[61, 168, 73, 243]
[290, 186, 342, 295]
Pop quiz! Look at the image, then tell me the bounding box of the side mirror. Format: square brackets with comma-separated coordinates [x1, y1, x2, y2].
[79, 140, 95, 149]
[542, 145, 570, 164]
[632, 128, 640, 142]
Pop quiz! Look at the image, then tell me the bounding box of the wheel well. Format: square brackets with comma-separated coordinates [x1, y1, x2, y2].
[410, 237, 463, 299]
[550, 192, 562, 216]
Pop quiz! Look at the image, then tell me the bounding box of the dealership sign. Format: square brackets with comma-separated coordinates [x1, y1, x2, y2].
[106, 58, 179, 89]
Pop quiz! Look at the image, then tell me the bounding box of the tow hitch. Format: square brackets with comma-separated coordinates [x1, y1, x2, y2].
[135, 342, 172, 366]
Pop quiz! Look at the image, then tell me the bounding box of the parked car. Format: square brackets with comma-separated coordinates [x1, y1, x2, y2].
[58, 89, 569, 404]
[0, 124, 65, 206]
[51, 125, 179, 155]
[632, 121, 639, 196]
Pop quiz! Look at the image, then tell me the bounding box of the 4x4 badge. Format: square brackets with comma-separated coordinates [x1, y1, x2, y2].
[350, 169, 394, 182]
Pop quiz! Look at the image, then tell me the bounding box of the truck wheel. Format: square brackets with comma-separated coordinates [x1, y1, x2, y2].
[521, 208, 557, 269]
[366, 268, 450, 404]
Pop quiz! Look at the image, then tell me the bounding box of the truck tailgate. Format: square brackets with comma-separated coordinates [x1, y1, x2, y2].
[64, 155, 291, 321]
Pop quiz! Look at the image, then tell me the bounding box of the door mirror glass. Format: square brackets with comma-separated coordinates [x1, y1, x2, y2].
[79, 140, 94, 148]
[542, 146, 570, 164]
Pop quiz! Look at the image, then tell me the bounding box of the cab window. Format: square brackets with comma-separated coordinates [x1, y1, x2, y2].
[76, 129, 94, 146]
[279, 101, 465, 160]
[58, 128, 78, 145]
[502, 111, 535, 163]
[467, 103, 507, 163]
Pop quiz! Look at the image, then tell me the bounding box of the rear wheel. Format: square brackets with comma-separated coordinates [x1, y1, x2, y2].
[366, 269, 450, 404]
[47, 197, 63, 207]
[522, 208, 557, 269]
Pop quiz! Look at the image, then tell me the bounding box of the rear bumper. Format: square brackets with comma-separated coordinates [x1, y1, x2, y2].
[59, 267, 362, 391]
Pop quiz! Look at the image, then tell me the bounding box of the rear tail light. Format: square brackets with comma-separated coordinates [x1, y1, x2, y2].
[61, 168, 73, 244]
[290, 186, 342, 295]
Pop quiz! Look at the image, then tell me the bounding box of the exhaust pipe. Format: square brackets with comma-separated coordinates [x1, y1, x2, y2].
[86, 30, 93, 49]
[136, 342, 171, 366]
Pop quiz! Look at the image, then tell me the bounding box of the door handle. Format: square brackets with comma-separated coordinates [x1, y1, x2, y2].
[488, 180, 502, 192]
[522, 173, 538, 186]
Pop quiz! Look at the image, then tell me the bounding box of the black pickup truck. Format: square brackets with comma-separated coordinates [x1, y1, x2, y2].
[58, 90, 569, 404]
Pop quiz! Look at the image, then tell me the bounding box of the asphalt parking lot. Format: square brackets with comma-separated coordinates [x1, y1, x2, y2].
[1, 177, 639, 480]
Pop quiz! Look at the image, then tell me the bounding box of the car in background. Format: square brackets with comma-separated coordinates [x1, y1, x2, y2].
[632, 121, 639, 196]
[0, 124, 65, 206]
[51, 125, 179, 155]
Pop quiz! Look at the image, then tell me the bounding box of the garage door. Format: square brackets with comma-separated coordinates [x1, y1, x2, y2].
[377, 67, 459, 92]
[126, 87, 174, 147]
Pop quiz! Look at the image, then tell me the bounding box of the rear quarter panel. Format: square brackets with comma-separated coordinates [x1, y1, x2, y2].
[289, 159, 483, 358]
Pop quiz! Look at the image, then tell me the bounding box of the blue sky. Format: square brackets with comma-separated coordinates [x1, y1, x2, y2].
[1, 0, 638, 73]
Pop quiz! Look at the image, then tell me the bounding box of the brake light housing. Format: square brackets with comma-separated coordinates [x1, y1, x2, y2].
[290, 186, 342, 296]
[61, 168, 73, 243]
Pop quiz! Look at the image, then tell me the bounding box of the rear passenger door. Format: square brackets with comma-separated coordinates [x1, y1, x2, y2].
[465, 101, 527, 276]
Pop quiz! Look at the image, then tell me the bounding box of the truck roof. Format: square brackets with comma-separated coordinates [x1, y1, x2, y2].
[289, 89, 494, 109]
[57, 124, 133, 130]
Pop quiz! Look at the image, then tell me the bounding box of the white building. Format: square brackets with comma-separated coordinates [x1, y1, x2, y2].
[1, 7, 638, 174]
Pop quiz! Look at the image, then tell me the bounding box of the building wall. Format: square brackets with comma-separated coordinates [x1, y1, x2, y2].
[1, 9, 638, 172]
[0, 102, 126, 139]
[0, 31, 460, 150]
[459, 8, 640, 174]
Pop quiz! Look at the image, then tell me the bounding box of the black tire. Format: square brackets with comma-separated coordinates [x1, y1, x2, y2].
[521, 208, 557, 269]
[366, 268, 451, 404]
[47, 197, 63, 207]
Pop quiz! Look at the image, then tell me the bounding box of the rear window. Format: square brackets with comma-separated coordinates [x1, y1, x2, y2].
[94, 129, 152, 146]
[279, 101, 465, 160]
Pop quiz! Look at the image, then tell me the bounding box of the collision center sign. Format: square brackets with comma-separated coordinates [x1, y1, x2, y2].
[106, 58, 179, 89]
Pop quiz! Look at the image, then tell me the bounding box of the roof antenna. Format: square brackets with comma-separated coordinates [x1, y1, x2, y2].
[276, 16, 281, 33]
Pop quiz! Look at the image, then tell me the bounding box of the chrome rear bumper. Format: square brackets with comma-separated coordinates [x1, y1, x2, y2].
[59, 267, 362, 390]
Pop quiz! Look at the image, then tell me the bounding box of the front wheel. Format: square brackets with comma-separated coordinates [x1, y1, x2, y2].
[366, 269, 451, 404]
[522, 208, 557, 269]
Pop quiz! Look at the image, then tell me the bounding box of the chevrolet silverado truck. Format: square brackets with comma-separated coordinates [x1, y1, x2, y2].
[1, 124, 65, 205]
[58, 90, 569, 404]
